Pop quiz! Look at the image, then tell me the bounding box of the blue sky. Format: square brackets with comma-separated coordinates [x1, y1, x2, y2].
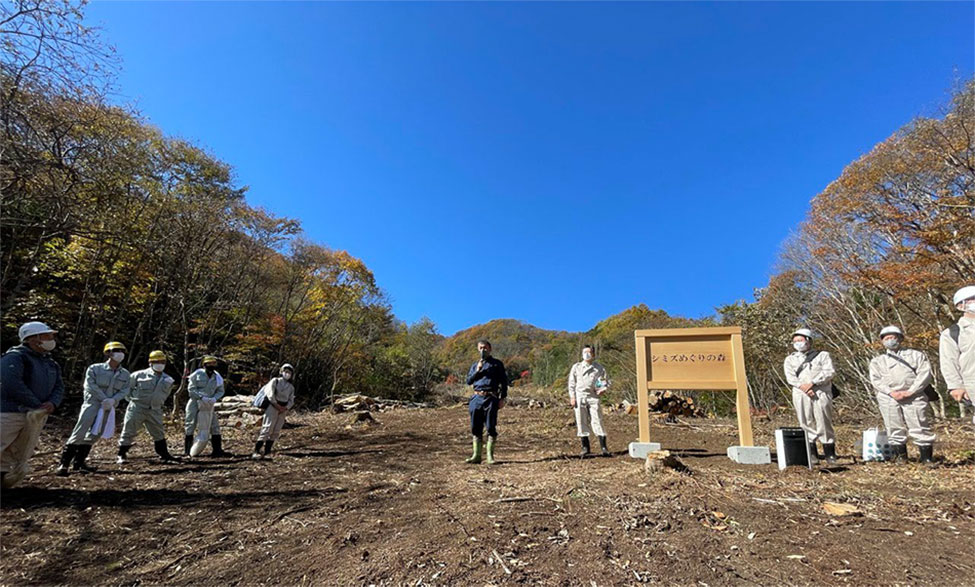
[86, 2, 973, 335]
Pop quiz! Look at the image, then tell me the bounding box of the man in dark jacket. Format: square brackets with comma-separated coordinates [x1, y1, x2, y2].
[1, 322, 64, 486]
[464, 339, 508, 465]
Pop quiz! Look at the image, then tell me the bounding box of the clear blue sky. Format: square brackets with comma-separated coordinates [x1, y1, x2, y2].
[86, 2, 972, 335]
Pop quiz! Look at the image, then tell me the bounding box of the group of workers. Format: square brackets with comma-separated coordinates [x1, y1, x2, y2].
[0, 285, 972, 486]
[784, 285, 975, 464]
[0, 331, 297, 487]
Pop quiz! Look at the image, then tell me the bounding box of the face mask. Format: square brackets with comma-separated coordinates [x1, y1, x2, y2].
[282, 372, 292, 380]
[151, 363, 166, 373]
[582, 350, 593, 361]
[479, 349, 490, 359]
[111, 352, 125, 363]
[882, 339, 900, 351]
[39, 340, 56, 352]
[793, 341, 809, 352]
[965, 300, 975, 313]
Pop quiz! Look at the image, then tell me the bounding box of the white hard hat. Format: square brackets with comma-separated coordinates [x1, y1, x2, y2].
[953, 285, 975, 306]
[879, 325, 903, 338]
[280, 363, 294, 373]
[18, 321, 58, 342]
[792, 328, 815, 340]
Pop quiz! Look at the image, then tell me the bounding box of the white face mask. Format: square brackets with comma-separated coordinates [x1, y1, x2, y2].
[282, 372, 292, 380]
[965, 300, 975, 314]
[151, 363, 166, 373]
[793, 341, 809, 352]
[582, 350, 593, 361]
[39, 340, 56, 351]
[111, 352, 125, 363]
[882, 339, 900, 350]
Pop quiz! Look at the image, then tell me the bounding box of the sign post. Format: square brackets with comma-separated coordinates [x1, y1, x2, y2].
[628, 326, 770, 464]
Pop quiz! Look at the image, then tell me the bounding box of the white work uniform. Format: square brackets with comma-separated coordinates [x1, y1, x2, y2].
[868, 349, 935, 446]
[66, 362, 130, 445]
[783, 350, 835, 444]
[184, 369, 224, 436]
[257, 376, 296, 442]
[940, 316, 975, 422]
[568, 360, 608, 438]
[120, 368, 175, 444]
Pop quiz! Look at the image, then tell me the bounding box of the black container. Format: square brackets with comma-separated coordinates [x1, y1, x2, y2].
[775, 427, 810, 469]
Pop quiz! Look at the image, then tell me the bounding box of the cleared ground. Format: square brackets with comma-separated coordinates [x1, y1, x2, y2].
[2, 403, 973, 586]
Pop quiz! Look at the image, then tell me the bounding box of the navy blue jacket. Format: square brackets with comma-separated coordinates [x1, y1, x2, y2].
[1, 345, 65, 413]
[466, 356, 509, 399]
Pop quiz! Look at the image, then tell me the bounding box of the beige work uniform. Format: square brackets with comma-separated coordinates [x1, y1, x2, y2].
[568, 361, 608, 438]
[784, 350, 835, 444]
[940, 316, 975, 422]
[257, 377, 295, 442]
[869, 349, 935, 446]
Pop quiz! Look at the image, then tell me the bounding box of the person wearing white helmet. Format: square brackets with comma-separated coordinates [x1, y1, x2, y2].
[252, 363, 296, 460]
[568, 345, 611, 458]
[868, 326, 936, 463]
[940, 285, 975, 422]
[57, 341, 132, 476]
[783, 328, 838, 464]
[1, 322, 64, 487]
[116, 350, 179, 464]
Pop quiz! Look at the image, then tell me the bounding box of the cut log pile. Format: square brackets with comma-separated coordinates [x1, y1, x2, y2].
[623, 390, 707, 419]
[215, 395, 263, 428]
[331, 394, 431, 413]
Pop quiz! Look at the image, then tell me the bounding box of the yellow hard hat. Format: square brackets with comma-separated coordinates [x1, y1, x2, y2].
[201, 355, 218, 366]
[103, 341, 127, 353]
[148, 350, 167, 362]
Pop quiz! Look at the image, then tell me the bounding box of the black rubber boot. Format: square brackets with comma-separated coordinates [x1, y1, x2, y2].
[580, 436, 591, 458]
[918, 445, 935, 464]
[598, 435, 610, 457]
[263, 440, 274, 459]
[154, 440, 179, 462]
[211, 435, 230, 458]
[891, 444, 908, 463]
[822, 443, 838, 464]
[252, 441, 264, 460]
[116, 444, 132, 464]
[73, 444, 97, 472]
[184, 435, 193, 456]
[56, 445, 77, 476]
[807, 442, 820, 464]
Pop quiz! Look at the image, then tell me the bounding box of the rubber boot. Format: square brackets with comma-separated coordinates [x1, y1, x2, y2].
[263, 440, 274, 460]
[579, 436, 591, 458]
[822, 443, 838, 464]
[252, 441, 264, 460]
[891, 444, 908, 463]
[485, 437, 496, 465]
[211, 435, 230, 458]
[598, 435, 610, 457]
[73, 444, 97, 472]
[918, 445, 935, 465]
[807, 442, 820, 465]
[117, 444, 132, 464]
[184, 435, 193, 456]
[465, 436, 483, 464]
[154, 439, 179, 462]
[56, 445, 77, 476]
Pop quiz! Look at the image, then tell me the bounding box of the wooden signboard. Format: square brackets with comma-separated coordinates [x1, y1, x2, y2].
[634, 326, 754, 447]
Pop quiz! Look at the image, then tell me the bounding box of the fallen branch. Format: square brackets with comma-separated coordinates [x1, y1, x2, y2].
[492, 548, 512, 575]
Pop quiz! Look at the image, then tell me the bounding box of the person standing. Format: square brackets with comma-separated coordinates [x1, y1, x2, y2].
[184, 355, 229, 457]
[868, 326, 935, 463]
[568, 345, 611, 458]
[464, 340, 508, 465]
[117, 350, 179, 464]
[941, 285, 975, 422]
[57, 341, 131, 476]
[1, 322, 64, 487]
[783, 328, 837, 464]
[252, 363, 296, 460]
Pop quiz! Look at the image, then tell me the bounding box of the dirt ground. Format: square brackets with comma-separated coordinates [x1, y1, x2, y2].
[2, 402, 974, 586]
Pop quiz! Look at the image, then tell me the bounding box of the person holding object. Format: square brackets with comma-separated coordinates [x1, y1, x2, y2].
[941, 285, 975, 423]
[868, 326, 935, 463]
[117, 350, 179, 464]
[184, 355, 229, 457]
[464, 339, 508, 465]
[57, 341, 131, 476]
[783, 328, 837, 464]
[568, 344, 611, 457]
[1, 322, 64, 487]
[252, 363, 296, 460]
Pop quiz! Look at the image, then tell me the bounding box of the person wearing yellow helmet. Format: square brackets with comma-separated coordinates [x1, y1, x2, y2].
[116, 351, 179, 464]
[57, 341, 131, 476]
[184, 355, 229, 457]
